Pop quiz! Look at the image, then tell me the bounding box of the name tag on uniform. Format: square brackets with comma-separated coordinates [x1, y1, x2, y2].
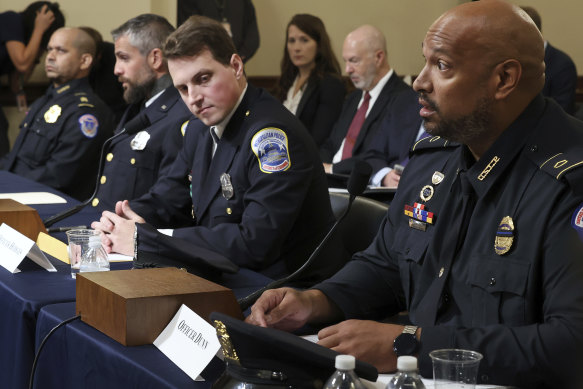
[131, 131, 150, 150]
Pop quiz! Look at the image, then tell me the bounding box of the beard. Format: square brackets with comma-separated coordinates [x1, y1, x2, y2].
[421, 94, 493, 144]
[121, 73, 157, 104]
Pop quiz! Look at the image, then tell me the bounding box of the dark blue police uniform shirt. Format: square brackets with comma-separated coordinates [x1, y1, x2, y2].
[91, 86, 191, 211]
[316, 95, 583, 388]
[1, 77, 114, 200]
[131, 84, 346, 281]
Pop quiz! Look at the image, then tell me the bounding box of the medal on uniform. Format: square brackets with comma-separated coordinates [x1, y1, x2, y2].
[44, 105, 62, 123]
[404, 202, 434, 224]
[494, 216, 515, 255]
[220, 173, 234, 200]
[130, 131, 150, 150]
[432, 171, 445, 185]
[420, 185, 434, 202]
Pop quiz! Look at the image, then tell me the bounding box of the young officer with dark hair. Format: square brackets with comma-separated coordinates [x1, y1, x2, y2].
[246, 1, 583, 387]
[92, 16, 344, 282]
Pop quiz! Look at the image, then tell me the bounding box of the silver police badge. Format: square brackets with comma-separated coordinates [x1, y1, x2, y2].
[220, 173, 234, 200]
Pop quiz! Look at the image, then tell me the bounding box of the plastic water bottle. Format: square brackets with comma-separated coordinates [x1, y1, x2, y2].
[80, 235, 110, 273]
[323, 355, 366, 389]
[386, 356, 426, 389]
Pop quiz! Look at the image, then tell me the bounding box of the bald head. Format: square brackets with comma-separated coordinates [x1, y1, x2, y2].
[345, 25, 387, 56]
[342, 25, 390, 90]
[413, 0, 546, 159]
[45, 27, 96, 87]
[432, 0, 545, 94]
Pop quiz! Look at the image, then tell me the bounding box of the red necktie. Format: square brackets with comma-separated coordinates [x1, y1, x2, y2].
[342, 92, 371, 160]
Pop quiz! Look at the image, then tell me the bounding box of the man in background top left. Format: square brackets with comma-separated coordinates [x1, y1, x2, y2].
[0, 27, 114, 200]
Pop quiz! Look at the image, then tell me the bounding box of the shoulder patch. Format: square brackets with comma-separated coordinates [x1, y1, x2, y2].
[251, 128, 291, 173]
[572, 203, 583, 241]
[411, 135, 458, 153]
[78, 114, 99, 138]
[181, 120, 189, 137]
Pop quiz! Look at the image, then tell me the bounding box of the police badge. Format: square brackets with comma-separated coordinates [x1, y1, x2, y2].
[44, 105, 62, 123]
[494, 216, 515, 255]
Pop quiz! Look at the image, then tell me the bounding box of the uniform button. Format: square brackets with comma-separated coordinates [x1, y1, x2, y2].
[443, 292, 450, 303]
[530, 145, 538, 152]
[481, 374, 489, 382]
[438, 267, 445, 278]
[130, 158, 136, 165]
[24, 123, 28, 128]
[226, 207, 232, 215]
[161, 104, 167, 110]
[100, 176, 106, 184]
[106, 153, 113, 161]
[92, 198, 99, 207]
[489, 277, 496, 286]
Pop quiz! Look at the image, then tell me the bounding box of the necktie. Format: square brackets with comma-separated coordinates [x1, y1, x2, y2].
[341, 92, 371, 160]
[210, 126, 220, 158]
[414, 171, 476, 325]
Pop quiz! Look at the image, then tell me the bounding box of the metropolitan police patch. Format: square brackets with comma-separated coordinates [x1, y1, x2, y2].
[572, 203, 583, 240]
[78, 114, 99, 138]
[251, 128, 291, 173]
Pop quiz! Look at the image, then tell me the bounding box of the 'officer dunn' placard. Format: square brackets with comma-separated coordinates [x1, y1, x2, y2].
[154, 304, 220, 381]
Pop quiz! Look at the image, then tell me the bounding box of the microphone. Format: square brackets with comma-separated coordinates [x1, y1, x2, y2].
[43, 113, 151, 227]
[238, 161, 372, 311]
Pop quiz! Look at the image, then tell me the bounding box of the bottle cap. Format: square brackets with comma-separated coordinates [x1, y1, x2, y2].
[335, 354, 356, 370]
[397, 356, 418, 371]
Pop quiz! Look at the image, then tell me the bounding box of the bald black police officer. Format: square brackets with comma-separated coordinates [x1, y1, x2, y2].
[246, 1, 583, 387]
[1, 27, 114, 200]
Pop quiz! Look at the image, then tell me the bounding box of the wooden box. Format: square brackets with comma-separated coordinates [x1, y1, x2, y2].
[0, 199, 46, 241]
[76, 267, 243, 346]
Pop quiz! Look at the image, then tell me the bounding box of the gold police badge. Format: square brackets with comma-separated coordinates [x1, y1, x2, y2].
[44, 105, 62, 123]
[494, 216, 515, 255]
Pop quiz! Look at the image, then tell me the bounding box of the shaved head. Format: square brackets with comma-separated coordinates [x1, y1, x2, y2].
[413, 0, 546, 159]
[72, 28, 97, 58]
[430, 0, 545, 94]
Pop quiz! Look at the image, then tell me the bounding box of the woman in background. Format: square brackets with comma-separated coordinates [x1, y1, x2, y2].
[0, 1, 64, 156]
[274, 14, 346, 147]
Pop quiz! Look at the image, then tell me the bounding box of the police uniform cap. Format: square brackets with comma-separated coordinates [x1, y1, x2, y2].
[210, 312, 378, 388]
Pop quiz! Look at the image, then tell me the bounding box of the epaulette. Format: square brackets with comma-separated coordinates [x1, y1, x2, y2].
[411, 135, 459, 154]
[75, 93, 95, 108]
[536, 148, 583, 195]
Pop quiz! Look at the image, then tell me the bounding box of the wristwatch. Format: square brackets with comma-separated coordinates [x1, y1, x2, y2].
[393, 325, 419, 357]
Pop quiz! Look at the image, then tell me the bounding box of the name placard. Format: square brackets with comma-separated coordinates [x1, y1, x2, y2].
[0, 223, 57, 273]
[154, 304, 221, 381]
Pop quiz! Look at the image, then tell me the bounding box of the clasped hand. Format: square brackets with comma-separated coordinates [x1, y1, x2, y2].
[91, 200, 145, 256]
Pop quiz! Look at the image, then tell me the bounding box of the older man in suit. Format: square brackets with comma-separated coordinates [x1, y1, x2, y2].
[320, 25, 417, 177]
